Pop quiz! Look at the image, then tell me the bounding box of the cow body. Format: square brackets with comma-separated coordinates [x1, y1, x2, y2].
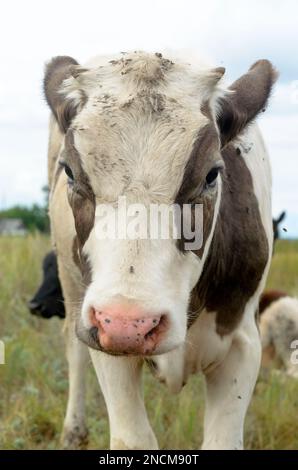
[45, 51, 276, 449]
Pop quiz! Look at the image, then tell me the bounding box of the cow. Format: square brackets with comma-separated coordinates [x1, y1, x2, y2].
[259, 290, 298, 378]
[43, 51, 277, 450]
[28, 251, 65, 319]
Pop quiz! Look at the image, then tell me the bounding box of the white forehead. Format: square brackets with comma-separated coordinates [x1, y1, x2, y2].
[62, 51, 225, 203]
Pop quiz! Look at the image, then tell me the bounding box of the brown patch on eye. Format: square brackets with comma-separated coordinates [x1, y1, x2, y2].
[72, 236, 92, 285]
[176, 124, 220, 200]
[189, 144, 269, 334]
[175, 193, 216, 260]
[194, 195, 215, 259]
[64, 131, 95, 194]
[63, 130, 95, 285]
[175, 124, 220, 257]
[71, 192, 95, 246]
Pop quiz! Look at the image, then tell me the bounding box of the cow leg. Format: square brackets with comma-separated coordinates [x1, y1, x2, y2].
[61, 319, 89, 448]
[89, 350, 158, 450]
[202, 306, 261, 450]
[58, 264, 89, 449]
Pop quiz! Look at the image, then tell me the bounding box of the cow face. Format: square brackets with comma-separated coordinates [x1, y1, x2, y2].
[45, 52, 277, 356]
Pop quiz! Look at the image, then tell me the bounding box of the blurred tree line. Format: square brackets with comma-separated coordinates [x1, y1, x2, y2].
[0, 186, 50, 233]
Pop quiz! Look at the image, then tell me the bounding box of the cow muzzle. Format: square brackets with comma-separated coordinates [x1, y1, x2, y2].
[89, 303, 169, 355]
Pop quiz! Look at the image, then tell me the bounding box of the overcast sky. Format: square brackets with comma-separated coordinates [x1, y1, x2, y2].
[0, 0, 297, 236]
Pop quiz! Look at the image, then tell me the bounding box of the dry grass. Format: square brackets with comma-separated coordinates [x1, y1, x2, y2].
[0, 235, 298, 449]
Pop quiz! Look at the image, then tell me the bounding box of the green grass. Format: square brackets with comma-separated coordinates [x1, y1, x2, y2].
[0, 235, 298, 449]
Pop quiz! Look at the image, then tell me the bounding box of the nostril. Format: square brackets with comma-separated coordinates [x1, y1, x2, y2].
[90, 308, 104, 328]
[144, 315, 167, 341]
[90, 326, 99, 344]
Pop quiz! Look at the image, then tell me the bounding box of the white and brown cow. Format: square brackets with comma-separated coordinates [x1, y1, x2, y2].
[259, 290, 298, 377]
[44, 51, 277, 450]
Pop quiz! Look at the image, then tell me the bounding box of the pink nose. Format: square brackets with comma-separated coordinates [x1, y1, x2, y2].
[90, 304, 167, 355]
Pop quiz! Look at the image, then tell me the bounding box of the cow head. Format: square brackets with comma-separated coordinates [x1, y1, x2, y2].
[44, 52, 277, 356]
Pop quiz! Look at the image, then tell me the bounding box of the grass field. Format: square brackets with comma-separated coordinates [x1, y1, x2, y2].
[0, 235, 298, 450]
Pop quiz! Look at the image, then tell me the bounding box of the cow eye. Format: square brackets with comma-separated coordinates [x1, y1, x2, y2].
[205, 167, 220, 189]
[59, 162, 74, 184]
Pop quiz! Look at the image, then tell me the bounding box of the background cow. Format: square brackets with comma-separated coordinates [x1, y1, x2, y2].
[259, 290, 298, 377]
[28, 251, 65, 319]
[43, 51, 276, 449]
[273, 211, 286, 242]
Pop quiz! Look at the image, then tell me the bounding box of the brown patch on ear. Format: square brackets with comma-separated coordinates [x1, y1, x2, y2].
[44, 56, 82, 133]
[218, 60, 278, 146]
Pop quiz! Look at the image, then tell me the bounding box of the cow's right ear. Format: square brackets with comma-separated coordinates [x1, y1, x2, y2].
[217, 60, 278, 147]
[276, 211, 286, 224]
[44, 56, 81, 133]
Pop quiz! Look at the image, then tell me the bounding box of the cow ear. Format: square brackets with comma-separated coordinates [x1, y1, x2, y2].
[276, 211, 286, 224]
[44, 56, 82, 133]
[217, 60, 278, 147]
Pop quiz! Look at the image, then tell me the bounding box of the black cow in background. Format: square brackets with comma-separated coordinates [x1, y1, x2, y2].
[29, 211, 287, 320]
[28, 251, 65, 318]
[273, 211, 286, 242]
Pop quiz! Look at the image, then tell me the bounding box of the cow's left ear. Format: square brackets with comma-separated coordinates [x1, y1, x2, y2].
[44, 56, 84, 133]
[217, 60, 278, 147]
